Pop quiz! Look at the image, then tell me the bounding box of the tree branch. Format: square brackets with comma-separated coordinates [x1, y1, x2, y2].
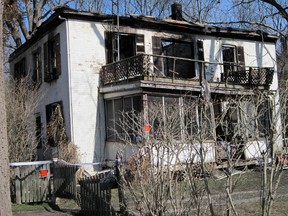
[261, 0, 288, 22]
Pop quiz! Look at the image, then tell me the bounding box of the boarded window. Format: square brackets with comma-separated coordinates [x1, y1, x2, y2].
[32, 47, 42, 84]
[44, 34, 61, 82]
[14, 58, 26, 79]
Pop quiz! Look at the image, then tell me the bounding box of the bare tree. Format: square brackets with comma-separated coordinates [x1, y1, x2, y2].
[5, 77, 43, 162]
[0, 0, 12, 213]
[111, 97, 216, 215]
[4, 0, 72, 48]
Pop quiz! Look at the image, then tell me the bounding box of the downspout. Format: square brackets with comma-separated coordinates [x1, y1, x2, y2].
[59, 15, 75, 142]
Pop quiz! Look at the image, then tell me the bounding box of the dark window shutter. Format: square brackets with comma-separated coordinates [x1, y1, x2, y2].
[237, 46, 245, 71]
[105, 31, 113, 64]
[44, 41, 49, 82]
[38, 47, 42, 83]
[197, 40, 205, 79]
[152, 36, 163, 74]
[36, 115, 42, 149]
[54, 34, 61, 77]
[197, 40, 204, 61]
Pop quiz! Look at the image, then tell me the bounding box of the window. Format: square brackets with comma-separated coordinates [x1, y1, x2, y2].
[149, 96, 181, 139]
[14, 58, 26, 79]
[152, 37, 195, 78]
[105, 32, 145, 63]
[215, 99, 271, 141]
[44, 34, 61, 82]
[105, 96, 142, 141]
[222, 45, 245, 75]
[46, 101, 63, 146]
[32, 47, 42, 84]
[184, 98, 200, 137]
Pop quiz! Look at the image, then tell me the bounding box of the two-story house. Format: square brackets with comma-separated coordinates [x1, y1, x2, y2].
[9, 4, 282, 167]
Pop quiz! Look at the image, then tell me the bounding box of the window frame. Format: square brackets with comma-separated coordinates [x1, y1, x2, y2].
[32, 47, 42, 84]
[44, 33, 61, 82]
[14, 58, 26, 80]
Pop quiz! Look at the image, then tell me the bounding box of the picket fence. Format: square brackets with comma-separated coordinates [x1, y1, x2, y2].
[10, 160, 78, 204]
[10, 160, 119, 215]
[10, 161, 52, 204]
[79, 171, 117, 216]
[53, 162, 78, 200]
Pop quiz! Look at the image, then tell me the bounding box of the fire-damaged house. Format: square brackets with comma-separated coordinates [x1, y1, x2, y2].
[9, 4, 282, 167]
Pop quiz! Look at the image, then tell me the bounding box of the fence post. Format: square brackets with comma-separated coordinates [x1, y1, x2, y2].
[14, 167, 21, 204]
[115, 154, 127, 215]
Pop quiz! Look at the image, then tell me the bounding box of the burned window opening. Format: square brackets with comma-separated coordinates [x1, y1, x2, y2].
[152, 37, 196, 79]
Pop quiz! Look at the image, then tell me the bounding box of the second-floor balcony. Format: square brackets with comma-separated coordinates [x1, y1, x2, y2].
[101, 54, 274, 88]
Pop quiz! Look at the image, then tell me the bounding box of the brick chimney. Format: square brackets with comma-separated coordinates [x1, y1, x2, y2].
[171, 2, 183, 21]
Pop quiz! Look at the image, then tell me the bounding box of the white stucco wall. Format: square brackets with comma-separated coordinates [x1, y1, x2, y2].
[10, 22, 71, 160]
[200, 36, 278, 90]
[67, 20, 107, 164]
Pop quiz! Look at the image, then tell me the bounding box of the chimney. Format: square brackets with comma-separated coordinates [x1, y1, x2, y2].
[171, 3, 183, 21]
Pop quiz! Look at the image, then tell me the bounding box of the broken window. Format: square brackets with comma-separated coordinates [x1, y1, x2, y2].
[105, 96, 142, 141]
[215, 101, 243, 141]
[152, 37, 195, 78]
[215, 98, 271, 141]
[32, 47, 42, 84]
[222, 45, 245, 76]
[45, 101, 63, 146]
[44, 34, 61, 82]
[14, 58, 26, 80]
[105, 32, 145, 63]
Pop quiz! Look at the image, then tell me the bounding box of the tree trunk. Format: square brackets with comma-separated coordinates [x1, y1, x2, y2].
[0, 0, 12, 214]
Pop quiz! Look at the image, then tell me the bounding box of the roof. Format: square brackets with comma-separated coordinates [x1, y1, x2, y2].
[9, 7, 278, 61]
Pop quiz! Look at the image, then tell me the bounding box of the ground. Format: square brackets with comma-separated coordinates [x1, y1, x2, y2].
[12, 198, 80, 216]
[12, 168, 288, 215]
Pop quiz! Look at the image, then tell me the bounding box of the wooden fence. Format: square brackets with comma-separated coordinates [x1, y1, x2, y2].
[10, 160, 78, 204]
[53, 162, 79, 200]
[79, 171, 117, 216]
[10, 161, 52, 204]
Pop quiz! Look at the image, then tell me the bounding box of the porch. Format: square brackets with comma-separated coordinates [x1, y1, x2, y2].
[101, 54, 274, 88]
